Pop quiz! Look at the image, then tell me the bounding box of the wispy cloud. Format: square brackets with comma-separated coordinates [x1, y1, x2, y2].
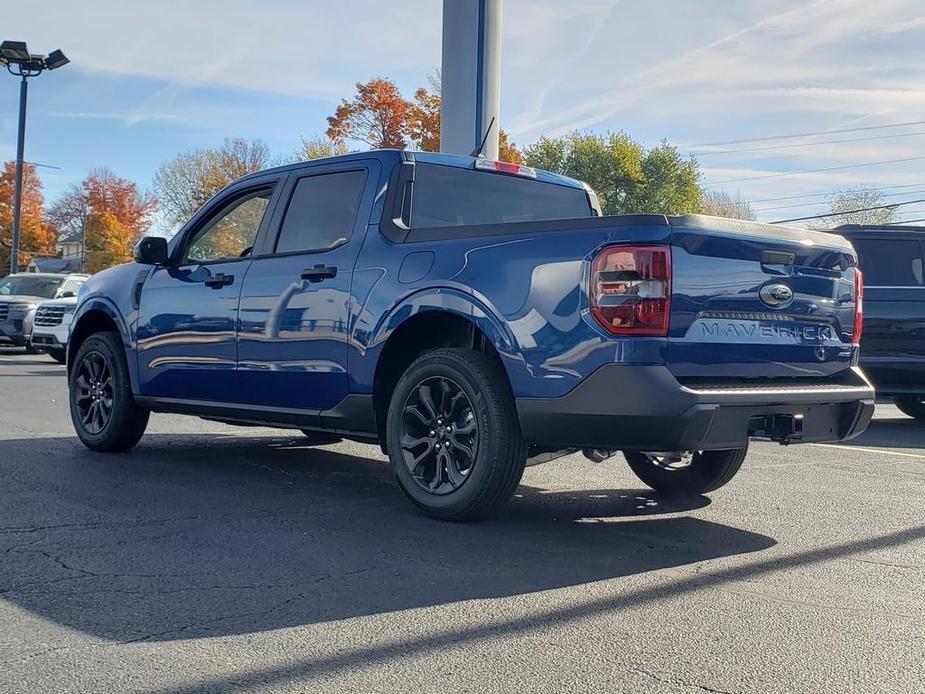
[47, 111, 178, 125]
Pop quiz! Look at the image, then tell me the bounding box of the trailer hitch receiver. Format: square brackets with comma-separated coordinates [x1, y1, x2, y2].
[750, 413, 804, 445]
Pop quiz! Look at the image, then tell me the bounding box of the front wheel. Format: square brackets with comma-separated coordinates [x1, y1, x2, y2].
[386, 348, 526, 521]
[894, 396, 925, 421]
[624, 447, 747, 496]
[69, 331, 150, 452]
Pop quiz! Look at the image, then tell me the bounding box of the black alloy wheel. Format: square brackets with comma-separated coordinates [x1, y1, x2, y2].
[69, 331, 149, 452]
[74, 350, 114, 434]
[399, 376, 479, 495]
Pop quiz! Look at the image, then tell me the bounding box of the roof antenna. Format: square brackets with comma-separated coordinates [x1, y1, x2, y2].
[471, 116, 496, 158]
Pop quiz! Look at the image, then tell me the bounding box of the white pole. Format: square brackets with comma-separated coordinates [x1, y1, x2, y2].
[440, 0, 502, 160]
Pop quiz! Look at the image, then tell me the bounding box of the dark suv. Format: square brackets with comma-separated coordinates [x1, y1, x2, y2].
[837, 224, 925, 419]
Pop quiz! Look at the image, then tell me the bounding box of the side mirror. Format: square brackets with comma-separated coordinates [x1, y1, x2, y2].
[134, 236, 169, 266]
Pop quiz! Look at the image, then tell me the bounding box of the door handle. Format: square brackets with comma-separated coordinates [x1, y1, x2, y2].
[204, 273, 234, 288]
[301, 265, 338, 282]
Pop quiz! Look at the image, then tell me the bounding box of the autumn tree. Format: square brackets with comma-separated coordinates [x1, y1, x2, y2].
[47, 168, 157, 250]
[0, 162, 55, 271]
[407, 75, 442, 152]
[497, 130, 524, 165]
[405, 75, 523, 162]
[327, 79, 409, 149]
[702, 190, 756, 220]
[154, 138, 271, 228]
[83, 210, 131, 273]
[292, 135, 348, 162]
[524, 132, 702, 216]
[808, 188, 897, 229]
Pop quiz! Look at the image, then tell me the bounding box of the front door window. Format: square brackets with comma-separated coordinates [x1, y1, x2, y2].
[184, 190, 272, 264]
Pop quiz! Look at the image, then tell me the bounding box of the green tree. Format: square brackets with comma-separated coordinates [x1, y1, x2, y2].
[524, 132, 703, 216]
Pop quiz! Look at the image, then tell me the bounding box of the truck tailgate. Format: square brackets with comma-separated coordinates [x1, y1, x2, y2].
[666, 215, 860, 381]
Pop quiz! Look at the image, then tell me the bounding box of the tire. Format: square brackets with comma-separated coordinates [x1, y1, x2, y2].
[25, 343, 39, 355]
[299, 430, 342, 446]
[69, 331, 149, 452]
[624, 446, 748, 496]
[47, 348, 67, 364]
[894, 396, 925, 421]
[386, 348, 526, 521]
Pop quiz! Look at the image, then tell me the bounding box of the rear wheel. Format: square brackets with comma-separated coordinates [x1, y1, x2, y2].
[69, 331, 149, 452]
[47, 348, 67, 364]
[894, 396, 925, 421]
[386, 348, 526, 521]
[624, 447, 747, 496]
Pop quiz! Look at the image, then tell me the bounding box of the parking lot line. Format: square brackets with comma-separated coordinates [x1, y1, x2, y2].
[811, 442, 925, 460]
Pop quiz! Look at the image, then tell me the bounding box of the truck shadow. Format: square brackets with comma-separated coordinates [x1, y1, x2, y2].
[0, 433, 776, 643]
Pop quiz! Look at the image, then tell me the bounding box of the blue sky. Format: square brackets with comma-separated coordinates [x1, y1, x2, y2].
[4, 0, 925, 228]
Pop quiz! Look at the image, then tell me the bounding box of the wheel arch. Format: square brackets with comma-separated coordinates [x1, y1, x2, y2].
[369, 293, 517, 452]
[67, 300, 133, 386]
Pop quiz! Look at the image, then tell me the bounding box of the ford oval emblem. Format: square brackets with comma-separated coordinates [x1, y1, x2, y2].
[759, 283, 794, 308]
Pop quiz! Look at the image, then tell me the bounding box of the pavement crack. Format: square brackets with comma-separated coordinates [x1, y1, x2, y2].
[852, 556, 923, 570]
[634, 667, 739, 694]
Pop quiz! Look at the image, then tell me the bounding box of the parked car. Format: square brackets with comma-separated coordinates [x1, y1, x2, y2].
[30, 295, 79, 363]
[65, 150, 873, 519]
[0, 272, 88, 350]
[836, 224, 925, 419]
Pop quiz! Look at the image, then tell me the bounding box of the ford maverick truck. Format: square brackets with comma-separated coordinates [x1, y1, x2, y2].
[66, 150, 873, 519]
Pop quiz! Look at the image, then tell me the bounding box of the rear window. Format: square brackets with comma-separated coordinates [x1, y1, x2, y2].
[851, 237, 924, 287]
[275, 170, 366, 254]
[410, 163, 592, 229]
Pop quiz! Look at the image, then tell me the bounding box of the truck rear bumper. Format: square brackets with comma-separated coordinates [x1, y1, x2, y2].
[516, 365, 875, 451]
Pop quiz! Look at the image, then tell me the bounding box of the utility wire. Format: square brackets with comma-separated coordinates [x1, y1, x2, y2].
[688, 120, 925, 148]
[746, 182, 925, 204]
[709, 155, 925, 185]
[772, 197, 925, 224]
[691, 130, 925, 156]
[754, 190, 925, 214]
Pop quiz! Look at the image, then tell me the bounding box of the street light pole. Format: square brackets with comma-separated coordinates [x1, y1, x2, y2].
[11, 73, 28, 275]
[1, 41, 69, 276]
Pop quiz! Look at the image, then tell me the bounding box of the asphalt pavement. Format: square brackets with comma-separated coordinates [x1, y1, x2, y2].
[0, 347, 922, 693]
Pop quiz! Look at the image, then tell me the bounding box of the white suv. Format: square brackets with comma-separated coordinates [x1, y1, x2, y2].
[30, 295, 81, 363]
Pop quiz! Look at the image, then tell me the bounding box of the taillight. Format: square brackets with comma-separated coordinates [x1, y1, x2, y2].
[590, 245, 671, 336]
[852, 267, 863, 344]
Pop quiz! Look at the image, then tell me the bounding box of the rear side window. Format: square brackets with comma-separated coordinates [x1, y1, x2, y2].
[851, 237, 924, 287]
[410, 163, 592, 229]
[275, 170, 366, 254]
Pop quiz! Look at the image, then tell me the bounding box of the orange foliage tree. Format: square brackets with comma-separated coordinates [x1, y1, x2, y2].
[327, 78, 409, 149]
[329, 76, 524, 163]
[47, 168, 157, 268]
[83, 210, 131, 273]
[0, 162, 55, 271]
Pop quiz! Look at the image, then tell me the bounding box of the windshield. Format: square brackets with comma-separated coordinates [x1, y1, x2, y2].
[0, 276, 63, 299]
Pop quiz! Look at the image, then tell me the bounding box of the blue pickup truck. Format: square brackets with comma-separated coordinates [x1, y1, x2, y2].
[66, 150, 874, 519]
